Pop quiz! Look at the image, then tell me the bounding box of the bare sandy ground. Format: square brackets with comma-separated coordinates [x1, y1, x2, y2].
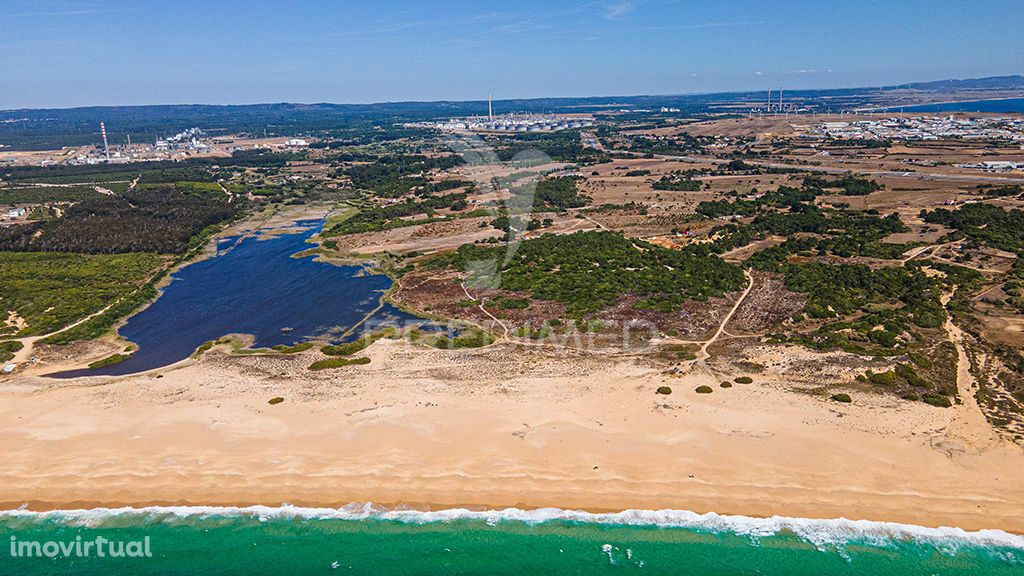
[1, 338, 1023, 532]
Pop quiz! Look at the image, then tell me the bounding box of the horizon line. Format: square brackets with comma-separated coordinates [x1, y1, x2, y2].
[3, 73, 1022, 114]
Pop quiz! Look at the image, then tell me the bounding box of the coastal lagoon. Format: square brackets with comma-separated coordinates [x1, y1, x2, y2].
[52, 219, 432, 377]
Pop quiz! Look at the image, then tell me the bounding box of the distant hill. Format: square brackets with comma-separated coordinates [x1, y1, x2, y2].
[892, 75, 1024, 91]
[3, 74, 1024, 150]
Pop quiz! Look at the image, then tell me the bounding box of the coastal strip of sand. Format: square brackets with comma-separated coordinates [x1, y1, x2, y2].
[1, 339, 1022, 533]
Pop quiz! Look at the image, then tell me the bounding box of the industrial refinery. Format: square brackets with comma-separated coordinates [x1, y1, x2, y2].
[408, 95, 594, 133]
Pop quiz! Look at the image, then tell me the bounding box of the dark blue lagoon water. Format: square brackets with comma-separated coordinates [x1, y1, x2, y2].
[51, 220, 431, 377]
[895, 97, 1024, 113]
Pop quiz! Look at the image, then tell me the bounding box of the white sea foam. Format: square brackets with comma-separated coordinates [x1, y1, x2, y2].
[1, 503, 1022, 551]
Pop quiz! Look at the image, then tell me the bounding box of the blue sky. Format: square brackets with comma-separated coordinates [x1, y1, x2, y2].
[2, 0, 1022, 109]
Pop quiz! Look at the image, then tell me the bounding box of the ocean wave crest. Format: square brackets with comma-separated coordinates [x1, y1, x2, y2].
[2, 503, 1022, 551]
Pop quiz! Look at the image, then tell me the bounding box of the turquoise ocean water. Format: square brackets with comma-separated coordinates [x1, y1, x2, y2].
[1, 506, 1021, 575]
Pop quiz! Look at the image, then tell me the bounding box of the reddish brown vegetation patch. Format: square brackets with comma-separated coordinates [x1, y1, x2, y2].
[595, 294, 731, 341]
[394, 269, 734, 342]
[728, 272, 806, 334]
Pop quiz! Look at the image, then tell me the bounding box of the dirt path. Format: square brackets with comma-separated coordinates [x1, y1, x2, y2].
[928, 256, 1005, 275]
[460, 282, 510, 338]
[575, 211, 607, 230]
[935, 291, 1002, 452]
[694, 270, 755, 361]
[901, 241, 956, 263]
[658, 272, 757, 357]
[6, 300, 122, 367]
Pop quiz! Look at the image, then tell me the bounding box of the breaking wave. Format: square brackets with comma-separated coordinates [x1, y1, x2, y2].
[3, 503, 1022, 552]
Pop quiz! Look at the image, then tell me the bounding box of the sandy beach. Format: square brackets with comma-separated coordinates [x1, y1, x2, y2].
[2, 338, 1023, 532]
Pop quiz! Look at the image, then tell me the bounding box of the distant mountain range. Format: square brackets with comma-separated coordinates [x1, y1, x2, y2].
[2, 75, 1022, 151]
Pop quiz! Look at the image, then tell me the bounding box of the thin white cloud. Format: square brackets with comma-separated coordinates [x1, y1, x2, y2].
[602, 1, 637, 20]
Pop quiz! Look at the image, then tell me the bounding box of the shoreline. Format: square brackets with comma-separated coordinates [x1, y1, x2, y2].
[2, 482, 1019, 535]
[4, 339, 1024, 535]
[3, 503, 1023, 547]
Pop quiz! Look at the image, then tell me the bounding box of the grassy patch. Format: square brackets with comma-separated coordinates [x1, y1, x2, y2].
[322, 328, 396, 356]
[922, 393, 953, 408]
[192, 340, 216, 358]
[429, 230, 744, 315]
[0, 252, 165, 337]
[0, 340, 24, 363]
[420, 327, 496, 350]
[657, 344, 698, 361]
[309, 356, 371, 370]
[271, 342, 315, 354]
[87, 353, 132, 369]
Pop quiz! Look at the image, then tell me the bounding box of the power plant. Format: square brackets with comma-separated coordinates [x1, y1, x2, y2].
[100, 121, 110, 159]
[751, 88, 801, 116]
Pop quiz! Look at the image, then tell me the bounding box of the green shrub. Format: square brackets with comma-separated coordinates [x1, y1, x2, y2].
[322, 328, 396, 356]
[88, 353, 132, 369]
[695, 385, 713, 394]
[192, 340, 215, 357]
[922, 393, 952, 408]
[428, 327, 495, 349]
[720, 382, 733, 388]
[497, 297, 530, 310]
[907, 352, 931, 368]
[309, 356, 371, 370]
[867, 370, 898, 386]
[656, 386, 672, 395]
[272, 342, 315, 354]
[831, 393, 852, 403]
[268, 397, 284, 405]
[515, 325, 551, 340]
[895, 363, 930, 388]
[0, 340, 24, 363]
[734, 376, 753, 384]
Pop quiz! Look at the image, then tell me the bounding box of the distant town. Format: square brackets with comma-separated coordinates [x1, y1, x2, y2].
[805, 115, 1024, 142]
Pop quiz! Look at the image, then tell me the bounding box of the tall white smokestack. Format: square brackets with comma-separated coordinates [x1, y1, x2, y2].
[488, 94, 493, 120]
[100, 121, 110, 159]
